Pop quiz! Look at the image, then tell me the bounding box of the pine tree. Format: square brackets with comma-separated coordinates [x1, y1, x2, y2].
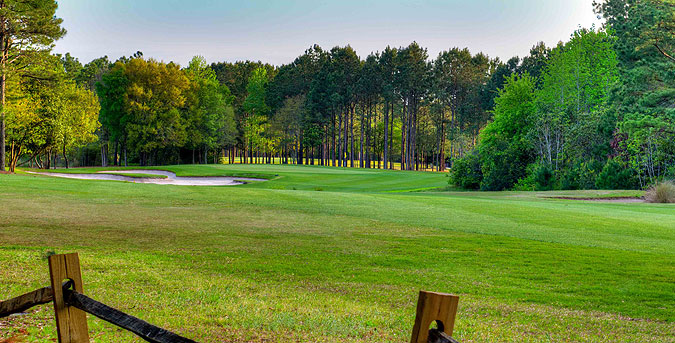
[0, 0, 65, 171]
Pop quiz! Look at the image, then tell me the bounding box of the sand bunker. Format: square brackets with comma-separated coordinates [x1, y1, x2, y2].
[29, 170, 265, 186]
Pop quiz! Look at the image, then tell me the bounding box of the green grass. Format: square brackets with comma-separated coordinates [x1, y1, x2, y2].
[1, 164, 673, 342]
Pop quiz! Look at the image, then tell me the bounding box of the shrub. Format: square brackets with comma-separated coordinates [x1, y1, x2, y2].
[450, 153, 482, 190]
[533, 164, 555, 191]
[479, 141, 533, 191]
[559, 167, 582, 190]
[514, 163, 555, 191]
[665, 166, 675, 180]
[559, 160, 604, 190]
[513, 171, 536, 191]
[595, 159, 638, 190]
[645, 180, 675, 203]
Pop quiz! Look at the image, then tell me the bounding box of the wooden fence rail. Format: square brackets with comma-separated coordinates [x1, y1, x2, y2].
[0, 253, 461, 343]
[0, 285, 54, 318]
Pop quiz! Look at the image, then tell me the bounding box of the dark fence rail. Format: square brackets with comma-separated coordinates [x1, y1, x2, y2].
[1, 253, 461, 343]
[63, 281, 196, 343]
[428, 329, 461, 343]
[0, 285, 54, 318]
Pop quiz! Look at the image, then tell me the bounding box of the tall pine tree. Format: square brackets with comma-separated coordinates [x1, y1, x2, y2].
[0, 0, 65, 171]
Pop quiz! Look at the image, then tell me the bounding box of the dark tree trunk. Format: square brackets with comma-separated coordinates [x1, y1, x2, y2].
[344, 107, 348, 167]
[0, 25, 5, 172]
[401, 101, 407, 170]
[101, 141, 107, 167]
[62, 141, 69, 169]
[298, 131, 304, 165]
[114, 140, 119, 166]
[439, 107, 446, 171]
[337, 110, 343, 167]
[366, 99, 371, 169]
[360, 103, 365, 168]
[383, 102, 389, 170]
[350, 105, 354, 167]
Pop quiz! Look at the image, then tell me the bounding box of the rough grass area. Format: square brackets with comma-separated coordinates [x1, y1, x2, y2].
[646, 180, 675, 203]
[1, 164, 673, 342]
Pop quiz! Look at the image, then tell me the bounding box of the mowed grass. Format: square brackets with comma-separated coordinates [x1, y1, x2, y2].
[1, 164, 673, 342]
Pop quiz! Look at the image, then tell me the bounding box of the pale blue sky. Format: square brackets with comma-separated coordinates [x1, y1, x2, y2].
[53, 0, 601, 66]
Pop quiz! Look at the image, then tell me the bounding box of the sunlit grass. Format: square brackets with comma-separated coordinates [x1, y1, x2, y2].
[1, 164, 673, 342]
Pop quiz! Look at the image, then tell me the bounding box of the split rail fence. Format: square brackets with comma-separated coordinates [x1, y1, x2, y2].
[1, 253, 460, 343]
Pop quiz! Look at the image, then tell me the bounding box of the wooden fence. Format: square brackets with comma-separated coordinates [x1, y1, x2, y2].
[1, 253, 459, 343]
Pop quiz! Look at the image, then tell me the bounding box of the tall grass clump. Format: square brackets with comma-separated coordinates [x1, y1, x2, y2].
[645, 180, 675, 203]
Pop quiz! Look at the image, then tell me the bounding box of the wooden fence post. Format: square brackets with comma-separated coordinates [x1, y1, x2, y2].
[410, 290, 459, 343]
[48, 253, 89, 343]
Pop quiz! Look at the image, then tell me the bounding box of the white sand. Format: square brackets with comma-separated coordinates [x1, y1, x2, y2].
[28, 170, 265, 186]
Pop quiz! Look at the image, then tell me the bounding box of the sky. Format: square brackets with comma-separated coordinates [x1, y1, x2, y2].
[53, 0, 602, 66]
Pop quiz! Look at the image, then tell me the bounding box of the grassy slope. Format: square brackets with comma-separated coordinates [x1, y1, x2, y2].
[1, 164, 673, 342]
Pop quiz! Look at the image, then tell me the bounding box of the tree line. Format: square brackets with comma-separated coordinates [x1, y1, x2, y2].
[1, 0, 672, 191]
[453, 0, 674, 190]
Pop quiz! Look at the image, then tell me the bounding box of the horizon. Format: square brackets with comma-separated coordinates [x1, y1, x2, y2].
[53, 0, 602, 66]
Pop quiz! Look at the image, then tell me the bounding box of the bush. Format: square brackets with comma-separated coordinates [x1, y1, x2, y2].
[514, 163, 555, 191]
[479, 141, 533, 191]
[665, 166, 675, 180]
[513, 170, 536, 191]
[533, 164, 555, 191]
[645, 180, 675, 203]
[559, 160, 604, 190]
[450, 153, 482, 190]
[595, 159, 638, 190]
[559, 167, 582, 190]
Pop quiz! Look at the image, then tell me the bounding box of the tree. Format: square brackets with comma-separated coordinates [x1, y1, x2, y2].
[379, 46, 398, 169]
[534, 28, 618, 171]
[396, 42, 430, 170]
[6, 55, 99, 171]
[5, 74, 44, 171]
[0, 0, 66, 171]
[78, 56, 111, 91]
[433, 48, 491, 169]
[49, 81, 100, 168]
[123, 58, 190, 165]
[185, 56, 236, 164]
[271, 95, 304, 164]
[96, 62, 129, 166]
[595, 0, 675, 185]
[479, 73, 537, 190]
[243, 67, 270, 163]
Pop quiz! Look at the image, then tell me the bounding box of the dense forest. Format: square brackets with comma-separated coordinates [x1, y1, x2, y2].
[1, 0, 673, 191]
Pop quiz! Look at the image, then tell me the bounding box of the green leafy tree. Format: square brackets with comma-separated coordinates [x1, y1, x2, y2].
[6, 56, 99, 171]
[185, 56, 236, 163]
[123, 58, 190, 165]
[479, 73, 537, 190]
[595, 0, 675, 185]
[96, 62, 129, 166]
[0, 0, 66, 171]
[395, 42, 430, 170]
[533, 28, 618, 170]
[78, 56, 111, 91]
[49, 81, 100, 168]
[243, 67, 270, 163]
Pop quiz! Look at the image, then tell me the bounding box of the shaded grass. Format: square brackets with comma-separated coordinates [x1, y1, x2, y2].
[1, 164, 673, 342]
